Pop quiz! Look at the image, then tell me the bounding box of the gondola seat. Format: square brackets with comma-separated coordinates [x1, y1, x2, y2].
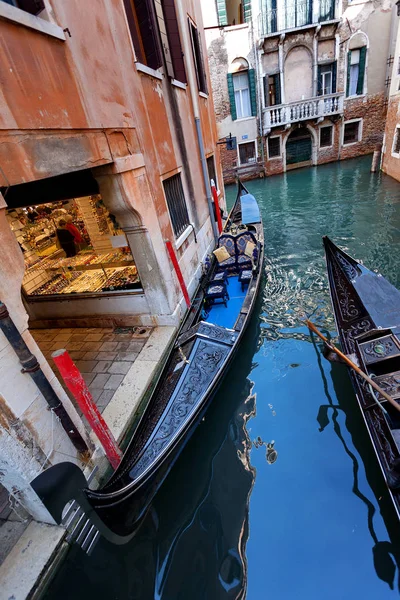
[204, 281, 229, 308]
[239, 269, 252, 291]
[215, 231, 259, 275]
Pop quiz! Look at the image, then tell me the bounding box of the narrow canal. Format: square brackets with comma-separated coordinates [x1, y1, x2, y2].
[45, 156, 400, 599]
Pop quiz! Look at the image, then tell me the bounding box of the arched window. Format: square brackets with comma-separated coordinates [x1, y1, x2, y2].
[347, 33, 368, 97]
[227, 58, 256, 120]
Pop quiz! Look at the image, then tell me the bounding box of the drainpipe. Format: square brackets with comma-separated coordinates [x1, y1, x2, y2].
[0, 302, 88, 454]
[174, 2, 218, 243]
[252, 12, 265, 168]
[313, 25, 321, 98]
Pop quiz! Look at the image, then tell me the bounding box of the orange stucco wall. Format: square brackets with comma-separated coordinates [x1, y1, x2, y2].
[0, 0, 223, 314]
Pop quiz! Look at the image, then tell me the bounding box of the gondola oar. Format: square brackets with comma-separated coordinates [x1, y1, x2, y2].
[306, 320, 400, 415]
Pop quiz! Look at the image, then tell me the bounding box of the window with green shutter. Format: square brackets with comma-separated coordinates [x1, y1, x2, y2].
[248, 69, 257, 117]
[228, 69, 257, 120]
[264, 74, 281, 106]
[227, 73, 237, 121]
[347, 47, 367, 97]
[216, 0, 228, 26]
[243, 0, 252, 23]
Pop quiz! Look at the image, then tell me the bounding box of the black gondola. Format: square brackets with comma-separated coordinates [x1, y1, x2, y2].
[323, 236, 400, 520]
[31, 180, 264, 551]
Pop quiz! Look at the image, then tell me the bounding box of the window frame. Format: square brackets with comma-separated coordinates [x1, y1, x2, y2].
[267, 136, 282, 160]
[207, 155, 219, 191]
[0, 0, 65, 40]
[162, 171, 191, 240]
[238, 140, 257, 166]
[233, 71, 251, 119]
[319, 124, 334, 149]
[123, 0, 163, 74]
[392, 125, 400, 158]
[346, 46, 367, 98]
[188, 17, 208, 95]
[342, 118, 363, 146]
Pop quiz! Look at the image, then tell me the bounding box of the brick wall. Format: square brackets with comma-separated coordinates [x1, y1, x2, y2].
[381, 96, 400, 181]
[340, 93, 386, 161]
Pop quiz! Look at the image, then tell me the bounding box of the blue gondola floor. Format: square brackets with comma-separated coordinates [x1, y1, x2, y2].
[205, 276, 246, 329]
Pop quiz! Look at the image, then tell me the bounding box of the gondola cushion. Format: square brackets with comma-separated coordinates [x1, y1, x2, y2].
[213, 246, 230, 263]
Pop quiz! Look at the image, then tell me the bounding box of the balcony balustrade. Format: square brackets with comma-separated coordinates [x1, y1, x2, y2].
[263, 92, 344, 133]
[259, 0, 336, 37]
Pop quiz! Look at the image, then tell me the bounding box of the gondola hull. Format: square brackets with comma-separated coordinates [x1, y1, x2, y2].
[323, 236, 400, 520]
[31, 180, 264, 548]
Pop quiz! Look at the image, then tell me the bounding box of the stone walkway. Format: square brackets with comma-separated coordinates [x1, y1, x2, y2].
[31, 326, 152, 414]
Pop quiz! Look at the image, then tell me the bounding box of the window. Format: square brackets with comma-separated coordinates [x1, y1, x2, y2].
[320, 125, 333, 147]
[343, 120, 361, 145]
[1, 0, 44, 14]
[239, 141, 256, 165]
[268, 137, 281, 158]
[319, 0, 335, 21]
[233, 72, 251, 119]
[207, 155, 218, 190]
[189, 20, 207, 94]
[347, 47, 367, 97]
[160, 0, 187, 83]
[285, 0, 313, 29]
[124, 0, 162, 70]
[264, 74, 281, 107]
[163, 174, 190, 237]
[392, 128, 400, 155]
[318, 63, 336, 96]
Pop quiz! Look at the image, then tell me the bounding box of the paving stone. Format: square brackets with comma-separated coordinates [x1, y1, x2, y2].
[127, 341, 146, 352]
[54, 333, 72, 341]
[70, 333, 88, 341]
[82, 372, 96, 386]
[96, 390, 115, 411]
[99, 341, 118, 351]
[38, 332, 59, 341]
[38, 341, 55, 350]
[116, 351, 139, 361]
[74, 360, 98, 373]
[88, 387, 103, 401]
[113, 333, 133, 340]
[81, 341, 103, 351]
[68, 351, 86, 360]
[116, 341, 130, 351]
[82, 351, 99, 360]
[65, 342, 85, 351]
[100, 333, 118, 342]
[105, 374, 124, 390]
[51, 341, 68, 351]
[96, 351, 118, 361]
[91, 373, 111, 389]
[94, 360, 113, 373]
[85, 333, 104, 342]
[108, 361, 131, 375]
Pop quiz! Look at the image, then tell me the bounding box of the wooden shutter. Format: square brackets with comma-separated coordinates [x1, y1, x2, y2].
[248, 69, 257, 117]
[216, 0, 228, 26]
[123, 0, 145, 63]
[196, 28, 208, 94]
[332, 61, 337, 93]
[263, 75, 269, 107]
[155, 0, 174, 78]
[274, 73, 281, 105]
[162, 0, 187, 83]
[227, 73, 237, 121]
[18, 0, 44, 15]
[135, 0, 162, 70]
[357, 46, 367, 95]
[243, 0, 252, 23]
[346, 51, 351, 97]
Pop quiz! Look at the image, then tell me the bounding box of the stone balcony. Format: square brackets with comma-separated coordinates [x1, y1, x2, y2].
[263, 92, 344, 134]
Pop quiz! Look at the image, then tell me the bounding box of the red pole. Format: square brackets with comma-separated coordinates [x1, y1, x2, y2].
[211, 183, 223, 234]
[52, 349, 122, 469]
[165, 240, 191, 308]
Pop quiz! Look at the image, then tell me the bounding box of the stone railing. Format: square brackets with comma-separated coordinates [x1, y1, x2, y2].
[263, 93, 344, 133]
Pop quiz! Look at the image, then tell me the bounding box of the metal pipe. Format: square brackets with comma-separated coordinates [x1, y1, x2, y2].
[0, 302, 88, 454]
[196, 118, 219, 242]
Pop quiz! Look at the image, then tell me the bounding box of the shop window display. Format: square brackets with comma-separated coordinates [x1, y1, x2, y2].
[8, 195, 142, 299]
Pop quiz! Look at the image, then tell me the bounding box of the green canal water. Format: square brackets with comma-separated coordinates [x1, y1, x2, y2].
[46, 156, 400, 599]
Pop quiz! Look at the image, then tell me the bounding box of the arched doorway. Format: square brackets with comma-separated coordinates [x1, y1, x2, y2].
[286, 127, 313, 167]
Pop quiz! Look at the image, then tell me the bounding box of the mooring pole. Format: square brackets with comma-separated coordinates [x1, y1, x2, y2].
[52, 349, 122, 469]
[0, 301, 88, 454]
[165, 240, 191, 309]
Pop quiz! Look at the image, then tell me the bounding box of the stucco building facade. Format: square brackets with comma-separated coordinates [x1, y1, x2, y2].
[0, 0, 222, 523]
[202, 0, 396, 183]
